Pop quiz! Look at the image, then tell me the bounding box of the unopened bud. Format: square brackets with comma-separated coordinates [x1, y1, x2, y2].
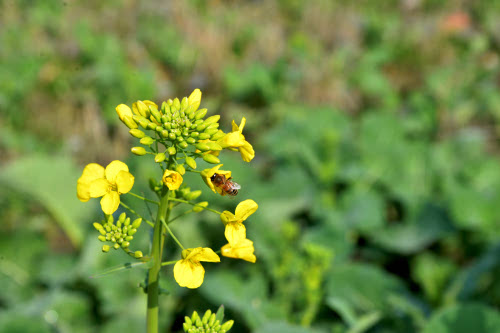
[113, 243, 120, 250]
[134, 251, 143, 258]
[193, 201, 208, 212]
[167, 146, 176, 155]
[93, 222, 103, 231]
[185, 157, 197, 169]
[198, 133, 211, 140]
[196, 123, 207, 132]
[169, 132, 177, 140]
[132, 147, 147, 155]
[211, 130, 225, 141]
[121, 241, 130, 248]
[175, 164, 186, 175]
[98, 235, 106, 242]
[204, 115, 220, 125]
[195, 143, 211, 151]
[123, 116, 138, 129]
[186, 190, 202, 200]
[179, 141, 189, 149]
[186, 137, 196, 144]
[131, 218, 142, 229]
[203, 154, 221, 164]
[173, 98, 181, 111]
[140, 136, 154, 146]
[180, 96, 188, 110]
[129, 129, 145, 138]
[221, 320, 234, 331]
[136, 101, 151, 118]
[161, 130, 169, 138]
[202, 310, 212, 324]
[204, 127, 219, 136]
[102, 245, 110, 252]
[128, 228, 137, 236]
[195, 108, 208, 120]
[155, 153, 166, 163]
[206, 142, 222, 151]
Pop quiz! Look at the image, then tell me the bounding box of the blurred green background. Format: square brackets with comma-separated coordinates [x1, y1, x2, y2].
[1, 1, 500, 332]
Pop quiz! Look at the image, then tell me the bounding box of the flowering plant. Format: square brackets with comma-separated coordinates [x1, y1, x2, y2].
[77, 89, 257, 332]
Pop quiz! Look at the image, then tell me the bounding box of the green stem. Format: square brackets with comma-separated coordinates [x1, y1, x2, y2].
[161, 218, 185, 250]
[161, 260, 178, 266]
[168, 197, 223, 215]
[146, 185, 171, 333]
[128, 192, 160, 205]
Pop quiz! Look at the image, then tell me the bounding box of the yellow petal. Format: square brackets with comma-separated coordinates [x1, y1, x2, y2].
[220, 211, 237, 224]
[224, 223, 246, 246]
[220, 132, 246, 148]
[100, 191, 120, 215]
[174, 260, 205, 289]
[76, 180, 91, 202]
[239, 141, 255, 162]
[115, 104, 133, 121]
[200, 164, 231, 193]
[187, 247, 221, 263]
[105, 160, 129, 183]
[116, 170, 134, 194]
[89, 179, 110, 198]
[79, 163, 105, 184]
[235, 199, 258, 221]
[188, 89, 202, 111]
[221, 238, 256, 263]
[162, 170, 183, 190]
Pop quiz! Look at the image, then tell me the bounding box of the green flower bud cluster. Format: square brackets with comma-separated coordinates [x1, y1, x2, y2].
[183, 308, 234, 333]
[128, 93, 226, 166]
[93, 213, 143, 258]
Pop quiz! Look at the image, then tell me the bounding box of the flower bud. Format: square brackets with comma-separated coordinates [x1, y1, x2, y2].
[195, 143, 211, 151]
[136, 101, 151, 118]
[134, 251, 143, 258]
[196, 123, 207, 132]
[167, 99, 173, 106]
[147, 122, 157, 130]
[173, 98, 181, 111]
[167, 146, 176, 155]
[177, 136, 184, 143]
[204, 127, 219, 136]
[183, 323, 190, 332]
[180, 97, 188, 110]
[193, 201, 208, 212]
[132, 147, 147, 155]
[155, 125, 163, 133]
[161, 101, 169, 114]
[186, 137, 196, 144]
[185, 157, 197, 169]
[138, 118, 149, 129]
[205, 122, 219, 130]
[186, 190, 202, 200]
[131, 218, 142, 229]
[191, 311, 199, 322]
[102, 245, 110, 252]
[125, 235, 133, 241]
[190, 132, 199, 138]
[128, 228, 137, 236]
[98, 235, 106, 242]
[113, 243, 120, 250]
[198, 133, 211, 140]
[188, 88, 202, 111]
[175, 164, 186, 175]
[206, 142, 222, 151]
[93, 222, 103, 231]
[121, 241, 130, 248]
[129, 129, 145, 138]
[203, 154, 221, 164]
[155, 153, 166, 163]
[195, 108, 208, 120]
[204, 115, 220, 125]
[211, 130, 226, 141]
[123, 116, 138, 129]
[179, 141, 188, 149]
[150, 107, 162, 123]
[202, 310, 212, 324]
[161, 130, 169, 138]
[169, 132, 176, 140]
[140, 136, 154, 146]
[221, 320, 234, 331]
[209, 313, 216, 326]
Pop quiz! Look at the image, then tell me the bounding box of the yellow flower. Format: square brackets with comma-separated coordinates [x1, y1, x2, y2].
[220, 199, 258, 245]
[200, 164, 231, 195]
[188, 88, 202, 111]
[218, 117, 255, 162]
[115, 104, 137, 129]
[221, 238, 256, 263]
[174, 247, 220, 289]
[162, 170, 183, 190]
[76, 160, 134, 215]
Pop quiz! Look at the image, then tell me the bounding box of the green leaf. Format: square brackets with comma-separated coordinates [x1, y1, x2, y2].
[422, 303, 500, 333]
[0, 156, 95, 247]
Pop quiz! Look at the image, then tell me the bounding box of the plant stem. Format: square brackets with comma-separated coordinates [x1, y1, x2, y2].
[168, 197, 223, 215]
[146, 185, 170, 333]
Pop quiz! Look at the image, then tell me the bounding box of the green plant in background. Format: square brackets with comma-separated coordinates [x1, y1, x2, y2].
[76, 89, 255, 332]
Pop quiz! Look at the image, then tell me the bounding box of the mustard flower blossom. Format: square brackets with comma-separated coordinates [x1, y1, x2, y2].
[218, 117, 255, 162]
[174, 247, 220, 289]
[162, 170, 183, 190]
[220, 199, 258, 245]
[200, 164, 231, 195]
[77, 160, 134, 215]
[221, 238, 256, 263]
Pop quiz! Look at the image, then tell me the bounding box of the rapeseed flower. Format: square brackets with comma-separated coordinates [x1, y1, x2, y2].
[218, 117, 255, 162]
[77, 160, 134, 215]
[174, 247, 220, 288]
[220, 199, 258, 245]
[200, 164, 231, 195]
[162, 170, 183, 190]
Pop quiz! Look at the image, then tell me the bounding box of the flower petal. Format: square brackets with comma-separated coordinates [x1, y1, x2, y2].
[76, 181, 91, 202]
[221, 238, 256, 263]
[186, 247, 221, 263]
[115, 104, 133, 121]
[89, 179, 110, 198]
[174, 260, 205, 289]
[105, 160, 129, 183]
[220, 211, 237, 224]
[200, 165, 231, 193]
[79, 163, 105, 184]
[220, 132, 246, 148]
[100, 191, 120, 215]
[239, 141, 255, 162]
[162, 170, 183, 190]
[235, 199, 258, 221]
[188, 89, 202, 111]
[116, 170, 134, 193]
[224, 223, 246, 246]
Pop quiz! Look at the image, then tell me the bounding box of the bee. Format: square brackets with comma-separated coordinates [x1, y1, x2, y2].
[211, 173, 241, 196]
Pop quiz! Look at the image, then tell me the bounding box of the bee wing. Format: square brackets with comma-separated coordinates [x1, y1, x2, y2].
[232, 182, 241, 190]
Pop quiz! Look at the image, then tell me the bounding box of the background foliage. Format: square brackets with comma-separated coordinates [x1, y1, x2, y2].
[1, 1, 500, 332]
